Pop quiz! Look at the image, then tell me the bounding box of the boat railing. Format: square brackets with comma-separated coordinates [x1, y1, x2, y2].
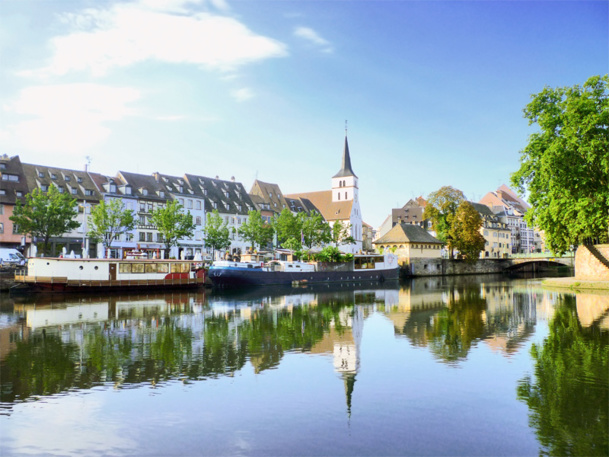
[315, 261, 353, 272]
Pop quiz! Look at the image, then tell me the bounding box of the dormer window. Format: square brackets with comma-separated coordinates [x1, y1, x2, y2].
[125, 186, 132, 195]
[1, 174, 19, 182]
[57, 187, 64, 193]
[85, 189, 93, 196]
[40, 185, 49, 192]
[51, 173, 57, 180]
[213, 202, 217, 209]
[142, 188, 148, 196]
[178, 186, 184, 193]
[223, 190, 229, 198]
[77, 177, 83, 183]
[65, 176, 71, 182]
[71, 187, 77, 195]
[159, 191, 165, 198]
[0, 163, 6, 170]
[38, 171, 44, 178]
[16, 191, 23, 197]
[109, 184, 117, 193]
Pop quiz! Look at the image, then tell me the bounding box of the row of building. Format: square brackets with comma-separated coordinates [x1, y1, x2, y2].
[1, 135, 542, 262]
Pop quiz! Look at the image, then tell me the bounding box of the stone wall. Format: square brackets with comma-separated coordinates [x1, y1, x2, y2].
[401, 258, 506, 277]
[575, 244, 609, 281]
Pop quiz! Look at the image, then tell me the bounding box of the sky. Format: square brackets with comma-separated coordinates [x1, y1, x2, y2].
[1, 0, 607, 227]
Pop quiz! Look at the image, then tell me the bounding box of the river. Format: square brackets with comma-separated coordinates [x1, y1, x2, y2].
[0, 274, 607, 456]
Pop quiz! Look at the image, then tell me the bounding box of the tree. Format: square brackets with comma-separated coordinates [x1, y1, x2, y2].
[203, 210, 231, 258]
[9, 186, 80, 256]
[300, 211, 331, 249]
[511, 75, 609, 254]
[449, 202, 486, 262]
[272, 209, 302, 250]
[149, 200, 196, 258]
[423, 186, 466, 259]
[87, 199, 136, 258]
[329, 220, 355, 248]
[237, 210, 273, 251]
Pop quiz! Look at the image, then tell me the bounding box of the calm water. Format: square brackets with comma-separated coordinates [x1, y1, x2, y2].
[0, 275, 607, 457]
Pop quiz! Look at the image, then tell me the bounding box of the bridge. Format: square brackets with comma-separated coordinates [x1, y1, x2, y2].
[502, 254, 574, 271]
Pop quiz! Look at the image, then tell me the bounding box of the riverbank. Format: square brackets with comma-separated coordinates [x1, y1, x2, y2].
[542, 277, 609, 291]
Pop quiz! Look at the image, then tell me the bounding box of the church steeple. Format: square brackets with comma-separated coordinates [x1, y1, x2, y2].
[333, 135, 358, 179]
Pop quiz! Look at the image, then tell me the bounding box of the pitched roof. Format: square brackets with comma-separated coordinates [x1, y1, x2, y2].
[0, 155, 29, 205]
[117, 171, 168, 202]
[332, 136, 357, 179]
[184, 173, 255, 215]
[373, 223, 443, 245]
[22, 163, 102, 203]
[285, 190, 352, 222]
[248, 179, 289, 213]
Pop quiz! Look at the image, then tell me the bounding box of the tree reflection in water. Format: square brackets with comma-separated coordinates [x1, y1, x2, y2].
[0, 294, 354, 403]
[517, 294, 609, 456]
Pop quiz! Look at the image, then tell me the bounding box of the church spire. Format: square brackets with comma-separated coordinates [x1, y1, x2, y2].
[333, 133, 358, 179]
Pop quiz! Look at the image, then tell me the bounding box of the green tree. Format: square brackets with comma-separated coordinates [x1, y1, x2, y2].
[237, 210, 274, 251]
[511, 75, 609, 254]
[423, 186, 466, 259]
[272, 209, 302, 250]
[450, 202, 486, 262]
[330, 220, 355, 248]
[203, 209, 231, 258]
[300, 211, 331, 249]
[87, 199, 136, 257]
[9, 186, 80, 256]
[149, 199, 196, 258]
[517, 296, 608, 456]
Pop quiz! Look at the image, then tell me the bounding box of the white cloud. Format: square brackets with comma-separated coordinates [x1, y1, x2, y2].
[294, 26, 333, 53]
[24, 1, 287, 78]
[231, 88, 254, 102]
[1, 83, 140, 154]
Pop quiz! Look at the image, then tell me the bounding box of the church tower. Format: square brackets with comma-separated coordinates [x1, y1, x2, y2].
[332, 135, 358, 204]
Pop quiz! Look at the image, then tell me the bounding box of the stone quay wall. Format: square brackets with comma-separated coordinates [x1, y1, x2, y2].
[399, 258, 506, 277]
[575, 244, 609, 281]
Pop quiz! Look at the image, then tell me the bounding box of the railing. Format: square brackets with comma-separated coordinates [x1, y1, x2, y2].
[508, 252, 574, 259]
[585, 244, 609, 270]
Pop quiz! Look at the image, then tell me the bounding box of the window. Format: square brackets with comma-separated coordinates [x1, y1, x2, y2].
[213, 202, 217, 209]
[109, 184, 117, 193]
[0, 204, 2, 214]
[1, 174, 19, 182]
[50, 173, 57, 180]
[77, 177, 83, 183]
[140, 202, 146, 212]
[224, 191, 229, 198]
[57, 187, 64, 193]
[147, 232, 153, 242]
[179, 198, 184, 206]
[139, 232, 146, 242]
[12, 224, 19, 234]
[0, 163, 5, 170]
[0, 222, 3, 234]
[40, 185, 49, 192]
[140, 215, 146, 225]
[196, 216, 202, 225]
[15, 191, 23, 197]
[71, 188, 77, 195]
[159, 191, 165, 198]
[156, 233, 163, 242]
[85, 189, 93, 196]
[142, 188, 148, 196]
[196, 201, 201, 210]
[187, 199, 193, 209]
[65, 175, 71, 181]
[147, 203, 153, 212]
[125, 186, 132, 195]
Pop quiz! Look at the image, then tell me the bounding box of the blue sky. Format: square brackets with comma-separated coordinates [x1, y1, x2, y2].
[1, 0, 607, 227]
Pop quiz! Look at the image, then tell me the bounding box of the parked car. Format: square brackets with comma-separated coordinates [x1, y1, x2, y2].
[0, 248, 26, 266]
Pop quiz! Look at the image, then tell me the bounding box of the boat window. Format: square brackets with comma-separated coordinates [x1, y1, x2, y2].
[158, 263, 169, 273]
[145, 263, 158, 273]
[119, 264, 131, 273]
[170, 263, 190, 273]
[132, 263, 145, 273]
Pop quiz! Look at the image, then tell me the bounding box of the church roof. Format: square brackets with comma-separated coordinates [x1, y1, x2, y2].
[285, 190, 353, 222]
[332, 136, 358, 178]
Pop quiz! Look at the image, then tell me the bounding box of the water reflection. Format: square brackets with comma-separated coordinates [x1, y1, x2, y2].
[517, 293, 609, 456]
[0, 277, 607, 456]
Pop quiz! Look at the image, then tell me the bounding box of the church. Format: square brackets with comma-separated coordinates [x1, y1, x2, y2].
[286, 135, 363, 254]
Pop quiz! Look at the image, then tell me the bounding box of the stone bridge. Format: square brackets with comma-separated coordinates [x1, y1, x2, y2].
[503, 255, 575, 270]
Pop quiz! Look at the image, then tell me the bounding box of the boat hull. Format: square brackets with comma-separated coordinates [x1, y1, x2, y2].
[10, 277, 206, 294]
[208, 266, 399, 287]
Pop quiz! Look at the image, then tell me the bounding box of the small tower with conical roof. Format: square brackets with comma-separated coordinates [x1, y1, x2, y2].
[332, 134, 359, 204]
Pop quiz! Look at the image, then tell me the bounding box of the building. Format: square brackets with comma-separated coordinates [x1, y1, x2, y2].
[116, 171, 169, 258]
[469, 202, 511, 258]
[88, 173, 139, 259]
[184, 174, 257, 259]
[377, 197, 430, 240]
[479, 184, 539, 254]
[21, 163, 102, 257]
[153, 173, 206, 259]
[0, 155, 30, 250]
[373, 223, 443, 265]
[286, 135, 363, 253]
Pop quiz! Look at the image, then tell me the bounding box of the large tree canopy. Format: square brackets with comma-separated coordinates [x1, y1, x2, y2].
[9, 186, 80, 256]
[203, 210, 231, 257]
[423, 186, 466, 259]
[237, 210, 273, 251]
[511, 75, 609, 254]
